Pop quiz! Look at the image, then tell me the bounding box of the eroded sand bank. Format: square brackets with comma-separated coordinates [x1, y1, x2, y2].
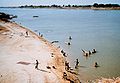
[0, 20, 80, 83]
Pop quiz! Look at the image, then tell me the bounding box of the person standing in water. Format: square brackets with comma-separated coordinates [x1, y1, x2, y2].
[39, 32, 40, 36]
[92, 49, 96, 53]
[69, 36, 72, 40]
[94, 62, 99, 68]
[75, 59, 79, 69]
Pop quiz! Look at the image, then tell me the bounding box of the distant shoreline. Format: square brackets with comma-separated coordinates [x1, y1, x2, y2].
[0, 7, 120, 10]
[0, 3, 120, 10]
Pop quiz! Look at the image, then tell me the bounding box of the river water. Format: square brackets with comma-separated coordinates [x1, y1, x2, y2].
[0, 8, 120, 81]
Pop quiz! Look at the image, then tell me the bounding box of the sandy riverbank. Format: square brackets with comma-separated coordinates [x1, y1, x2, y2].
[0, 20, 80, 83]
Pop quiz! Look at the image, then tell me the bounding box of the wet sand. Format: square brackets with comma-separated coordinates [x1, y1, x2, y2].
[0, 20, 80, 83]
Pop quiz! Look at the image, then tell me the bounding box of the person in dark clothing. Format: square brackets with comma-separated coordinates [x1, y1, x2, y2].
[63, 72, 67, 79]
[94, 62, 99, 68]
[69, 36, 72, 40]
[75, 59, 79, 69]
[92, 49, 96, 53]
[61, 50, 64, 53]
[26, 31, 28, 36]
[68, 42, 71, 45]
[61, 50, 67, 57]
[35, 60, 39, 69]
[41, 34, 43, 37]
[89, 51, 91, 55]
[39, 32, 40, 36]
[65, 61, 70, 71]
[76, 59, 79, 66]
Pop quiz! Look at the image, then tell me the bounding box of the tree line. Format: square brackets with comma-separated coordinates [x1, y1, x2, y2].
[19, 4, 91, 8]
[93, 3, 120, 7]
[19, 3, 120, 8]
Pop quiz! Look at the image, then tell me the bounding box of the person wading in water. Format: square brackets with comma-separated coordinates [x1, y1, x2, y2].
[75, 59, 79, 69]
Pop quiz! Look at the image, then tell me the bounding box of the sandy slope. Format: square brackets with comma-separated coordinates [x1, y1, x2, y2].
[0, 20, 80, 83]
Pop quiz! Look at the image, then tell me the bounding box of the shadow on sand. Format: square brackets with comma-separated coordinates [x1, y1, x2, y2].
[37, 68, 51, 73]
[17, 61, 31, 65]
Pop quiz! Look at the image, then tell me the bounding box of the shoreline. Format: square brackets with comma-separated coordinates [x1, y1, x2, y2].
[0, 20, 80, 83]
[0, 19, 120, 83]
[1, 7, 120, 10]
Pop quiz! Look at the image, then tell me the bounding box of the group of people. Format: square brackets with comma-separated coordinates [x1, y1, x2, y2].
[68, 36, 72, 45]
[82, 48, 97, 57]
[65, 36, 72, 45]
[81, 49, 100, 67]
[25, 31, 44, 38]
[61, 50, 67, 57]
[25, 30, 43, 37]
[64, 58, 80, 71]
[38, 32, 43, 37]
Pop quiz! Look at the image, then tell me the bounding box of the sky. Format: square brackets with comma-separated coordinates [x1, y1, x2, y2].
[0, 0, 120, 7]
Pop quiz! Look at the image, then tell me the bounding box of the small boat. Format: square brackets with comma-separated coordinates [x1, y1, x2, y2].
[33, 16, 39, 17]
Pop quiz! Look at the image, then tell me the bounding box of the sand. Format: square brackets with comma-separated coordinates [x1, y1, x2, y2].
[0, 20, 80, 83]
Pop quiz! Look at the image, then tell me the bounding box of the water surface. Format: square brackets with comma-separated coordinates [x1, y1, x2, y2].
[0, 8, 120, 81]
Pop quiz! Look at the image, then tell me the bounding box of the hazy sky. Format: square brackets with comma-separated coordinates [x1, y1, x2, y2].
[0, 0, 120, 7]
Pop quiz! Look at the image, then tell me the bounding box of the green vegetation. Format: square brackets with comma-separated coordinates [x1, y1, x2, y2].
[19, 4, 92, 8]
[19, 3, 120, 9]
[93, 3, 120, 7]
[0, 12, 17, 21]
[0, 3, 119, 10]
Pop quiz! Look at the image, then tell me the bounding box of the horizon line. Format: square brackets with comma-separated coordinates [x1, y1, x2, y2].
[0, 3, 120, 7]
